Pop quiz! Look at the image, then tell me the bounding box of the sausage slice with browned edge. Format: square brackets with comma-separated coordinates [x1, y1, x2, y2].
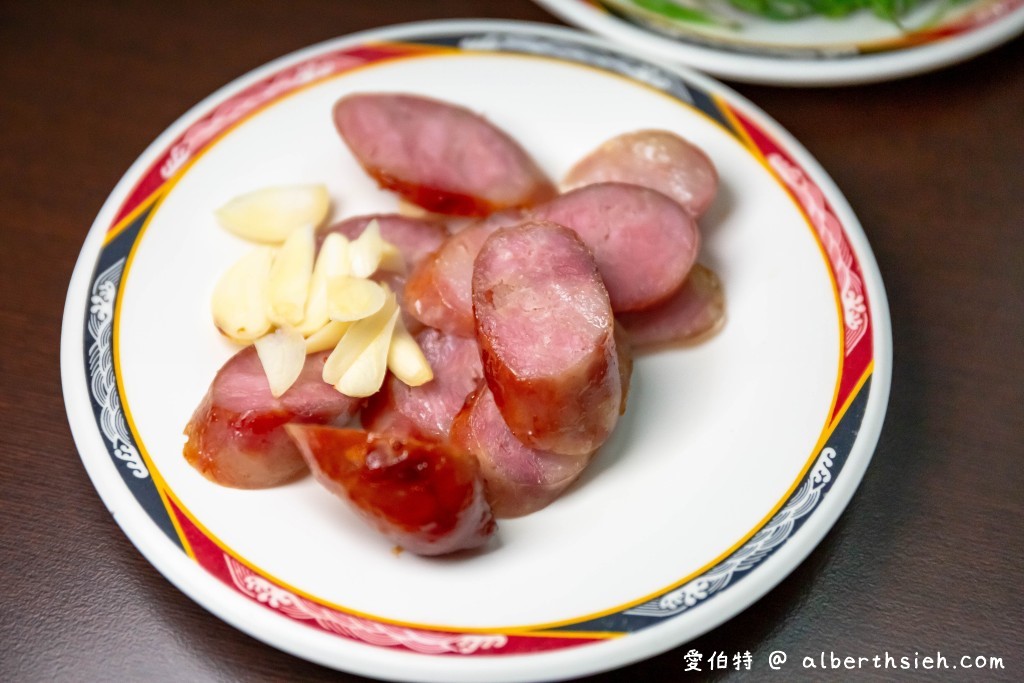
[618, 264, 726, 350]
[333, 93, 556, 216]
[286, 425, 496, 556]
[473, 221, 623, 456]
[183, 347, 361, 488]
[563, 129, 719, 219]
[451, 385, 594, 518]
[531, 182, 700, 312]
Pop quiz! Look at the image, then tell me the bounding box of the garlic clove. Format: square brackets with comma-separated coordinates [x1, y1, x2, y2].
[387, 320, 433, 387]
[327, 275, 386, 322]
[254, 326, 306, 397]
[294, 232, 351, 336]
[304, 320, 350, 354]
[319, 231, 353, 279]
[336, 306, 400, 398]
[348, 219, 384, 277]
[267, 224, 314, 327]
[322, 294, 398, 385]
[378, 240, 406, 274]
[211, 246, 274, 343]
[214, 184, 330, 243]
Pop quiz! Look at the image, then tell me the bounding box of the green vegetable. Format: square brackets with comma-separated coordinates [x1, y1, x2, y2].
[614, 0, 963, 23]
[725, 0, 925, 21]
[628, 0, 722, 24]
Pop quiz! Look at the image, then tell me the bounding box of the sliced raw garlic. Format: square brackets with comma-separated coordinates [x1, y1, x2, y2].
[327, 275, 386, 322]
[254, 327, 306, 397]
[215, 184, 330, 243]
[348, 219, 384, 277]
[294, 232, 351, 336]
[378, 241, 406, 274]
[305, 320, 350, 354]
[388, 320, 433, 387]
[267, 224, 314, 327]
[336, 306, 401, 398]
[211, 246, 274, 343]
[322, 294, 397, 385]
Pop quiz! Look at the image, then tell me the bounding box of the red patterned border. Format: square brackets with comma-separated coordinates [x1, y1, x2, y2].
[725, 106, 873, 422]
[169, 499, 603, 656]
[109, 43, 439, 230]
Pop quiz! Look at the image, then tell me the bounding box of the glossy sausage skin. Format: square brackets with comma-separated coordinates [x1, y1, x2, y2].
[183, 347, 361, 488]
[333, 93, 556, 216]
[286, 425, 496, 555]
[403, 210, 525, 337]
[531, 182, 700, 312]
[473, 222, 622, 456]
[404, 222, 493, 338]
[563, 129, 718, 219]
[618, 264, 726, 350]
[451, 386, 593, 518]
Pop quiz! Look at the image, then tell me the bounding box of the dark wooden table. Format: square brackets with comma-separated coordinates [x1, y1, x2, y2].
[2, 1, 1022, 681]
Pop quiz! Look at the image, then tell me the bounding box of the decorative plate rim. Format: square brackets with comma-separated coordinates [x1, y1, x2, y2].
[533, 0, 1024, 85]
[61, 19, 893, 682]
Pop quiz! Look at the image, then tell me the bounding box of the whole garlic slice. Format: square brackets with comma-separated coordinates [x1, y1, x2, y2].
[211, 246, 274, 343]
[327, 275, 386, 322]
[322, 294, 397, 386]
[388, 320, 433, 387]
[294, 232, 351, 336]
[254, 326, 306, 397]
[336, 305, 401, 398]
[348, 219, 384, 278]
[267, 224, 314, 327]
[215, 184, 330, 243]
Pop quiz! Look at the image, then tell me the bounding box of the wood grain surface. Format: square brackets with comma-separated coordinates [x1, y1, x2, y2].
[1, 1, 1021, 681]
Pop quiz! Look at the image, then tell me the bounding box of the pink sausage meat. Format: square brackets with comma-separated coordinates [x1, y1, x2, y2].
[618, 264, 726, 350]
[451, 386, 593, 518]
[473, 222, 623, 456]
[531, 182, 700, 312]
[361, 328, 484, 441]
[562, 129, 719, 219]
[333, 93, 556, 216]
[403, 211, 525, 337]
[183, 347, 361, 488]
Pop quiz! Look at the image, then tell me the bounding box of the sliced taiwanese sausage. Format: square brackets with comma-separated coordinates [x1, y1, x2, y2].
[404, 210, 524, 337]
[333, 93, 556, 216]
[563, 129, 719, 219]
[451, 386, 594, 519]
[361, 328, 484, 441]
[473, 221, 622, 456]
[618, 264, 726, 350]
[530, 182, 700, 312]
[183, 347, 361, 488]
[286, 425, 496, 555]
[404, 223, 492, 338]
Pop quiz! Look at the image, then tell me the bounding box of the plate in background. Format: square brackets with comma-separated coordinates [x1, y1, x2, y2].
[536, 0, 1024, 85]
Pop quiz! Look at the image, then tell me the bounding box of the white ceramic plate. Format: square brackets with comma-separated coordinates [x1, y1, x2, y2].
[536, 0, 1024, 85]
[61, 20, 891, 682]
